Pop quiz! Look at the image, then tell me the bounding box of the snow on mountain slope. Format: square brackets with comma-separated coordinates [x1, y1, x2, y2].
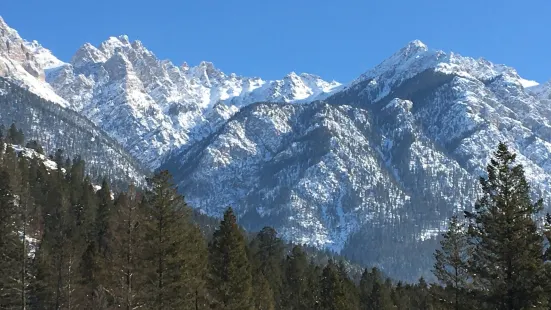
[528, 79, 551, 100]
[39, 35, 342, 168]
[161, 40, 551, 280]
[0, 16, 341, 168]
[162, 101, 411, 251]
[0, 77, 147, 187]
[0, 17, 68, 107]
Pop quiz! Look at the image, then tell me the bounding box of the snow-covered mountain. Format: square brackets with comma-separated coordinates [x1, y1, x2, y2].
[162, 40, 551, 280]
[45, 37, 340, 167]
[1, 17, 341, 168]
[0, 17, 68, 106]
[3, 15, 551, 280]
[0, 77, 147, 187]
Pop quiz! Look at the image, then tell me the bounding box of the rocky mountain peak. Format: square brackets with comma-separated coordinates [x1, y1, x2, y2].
[71, 43, 106, 68]
[99, 35, 132, 58]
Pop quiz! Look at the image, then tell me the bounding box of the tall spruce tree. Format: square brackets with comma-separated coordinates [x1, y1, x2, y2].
[111, 185, 143, 310]
[208, 207, 252, 310]
[79, 178, 114, 307]
[319, 260, 347, 310]
[283, 246, 310, 310]
[0, 168, 24, 308]
[250, 226, 283, 308]
[368, 279, 393, 310]
[31, 169, 79, 309]
[468, 142, 546, 309]
[433, 215, 471, 310]
[140, 170, 202, 309]
[360, 267, 392, 310]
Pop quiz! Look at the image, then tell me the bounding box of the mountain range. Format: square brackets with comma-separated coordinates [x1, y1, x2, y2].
[2, 15, 551, 280]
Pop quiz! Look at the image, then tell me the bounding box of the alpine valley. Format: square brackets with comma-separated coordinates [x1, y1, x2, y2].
[2, 15, 550, 281]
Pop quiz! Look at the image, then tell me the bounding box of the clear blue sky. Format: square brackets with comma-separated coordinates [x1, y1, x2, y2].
[2, 0, 550, 83]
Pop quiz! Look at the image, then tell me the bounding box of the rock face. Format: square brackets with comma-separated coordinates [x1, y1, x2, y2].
[2, 16, 551, 280]
[41, 35, 342, 168]
[0, 17, 67, 105]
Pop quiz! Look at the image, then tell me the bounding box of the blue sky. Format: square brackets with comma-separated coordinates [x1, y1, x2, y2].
[2, 0, 550, 83]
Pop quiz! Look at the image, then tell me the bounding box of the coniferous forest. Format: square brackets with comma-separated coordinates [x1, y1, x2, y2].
[2, 124, 551, 310]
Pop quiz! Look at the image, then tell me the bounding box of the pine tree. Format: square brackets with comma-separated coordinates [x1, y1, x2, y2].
[468, 142, 546, 309]
[15, 156, 34, 310]
[319, 260, 347, 310]
[0, 168, 24, 308]
[359, 268, 372, 309]
[79, 178, 114, 307]
[305, 262, 322, 309]
[7, 123, 24, 145]
[367, 278, 393, 310]
[392, 282, 411, 310]
[253, 273, 275, 310]
[111, 185, 142, 310]
[140, 170, 203, 309]
[185, 224, 208, 310]
[412, 278, 433, 310]
[31, 169, 78, 309]
[25, 140, 44, 154]
[208, 207, 252, 310]
[360, 267, 392, 310]
[250, 226, 283, 307]
[433, 215, 471, 310]
[283, 246, 310, 310]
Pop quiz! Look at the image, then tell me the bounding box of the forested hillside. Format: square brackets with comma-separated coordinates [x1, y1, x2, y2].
[0, 77, 147, 188]
[2, 125, 551, 309]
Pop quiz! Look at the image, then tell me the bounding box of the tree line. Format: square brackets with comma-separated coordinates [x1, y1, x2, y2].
[2, 124, 551, 309]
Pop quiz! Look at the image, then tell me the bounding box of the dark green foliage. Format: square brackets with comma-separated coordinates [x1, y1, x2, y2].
[7, 123, 25, 145]
[468, 142, 546, 309]
[283, 246, 312, 310]
[3, 128, 551, 310]
[25, 140, 44, 154]
[140, 170, 205, 309]
[111, 185, 143, 310]
[433, 215, 470, 310]
[208, 207, 253, 310]
[319, 260, 349, 310]
[250, 226, 284, 308]
[0, 168, 24, 308]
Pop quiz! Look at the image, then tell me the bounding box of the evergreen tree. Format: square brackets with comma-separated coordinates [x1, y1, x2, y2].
[7, 123, 24, 145]
[0, 168, 24, 308]
[337, 261, 360, 309]
[208, 207, 253, 310]
[367, 278, 393, 310]
[359, 268, 372, 309]
[79, 178, 114, 307]
[111, 185, 143, 310]
[31, 170, 79, 309]
[305, 262, 322, 309]
[250, 226, 283, 307]
[392, 282, 411, 310]
[433, 215, 471, 310]
[283, 246, 310, 310]
[468, 142, 546, 309]
[412, 277, 433, 310]
[25, 140, 44, 154]
[140, 170, 203, 309]
[253, 273, 275, 310]
[15, 157, 34, 309]
[359, 267, 392, 310]
[319, 260, 347, 310]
